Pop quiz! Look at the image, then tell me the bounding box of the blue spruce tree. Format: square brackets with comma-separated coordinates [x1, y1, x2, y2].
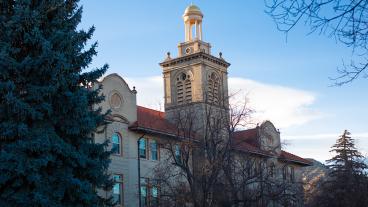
[0, 1, 113, 206]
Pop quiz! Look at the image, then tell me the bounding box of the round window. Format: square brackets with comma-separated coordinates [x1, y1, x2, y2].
[110, 93, 123, 109]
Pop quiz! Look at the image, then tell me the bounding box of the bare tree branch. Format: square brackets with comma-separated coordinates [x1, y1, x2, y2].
[265, 0, 368, 85]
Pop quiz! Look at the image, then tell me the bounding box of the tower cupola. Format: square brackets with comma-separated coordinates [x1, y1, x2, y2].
[183, 4, 203, 41]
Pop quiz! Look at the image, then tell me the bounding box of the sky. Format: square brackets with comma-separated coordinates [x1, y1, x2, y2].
[79, 0, 368, 162]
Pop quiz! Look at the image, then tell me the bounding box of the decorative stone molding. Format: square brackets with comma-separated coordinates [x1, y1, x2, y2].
[109, 91, 124, 111]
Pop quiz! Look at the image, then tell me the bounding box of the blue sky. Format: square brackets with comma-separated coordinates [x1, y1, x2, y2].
[79, 0, 368, 162]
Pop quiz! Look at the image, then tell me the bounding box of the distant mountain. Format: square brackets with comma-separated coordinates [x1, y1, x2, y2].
[301, 159, 330, 206]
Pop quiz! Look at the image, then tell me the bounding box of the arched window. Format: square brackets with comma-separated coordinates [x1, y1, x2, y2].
[176, 72, 192, 104]
[112, 133, 122, 155]
[207, 72, 220, 104]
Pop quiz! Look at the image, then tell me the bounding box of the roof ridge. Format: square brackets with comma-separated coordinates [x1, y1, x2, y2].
[137, 105, 165, 116]
[280, 150, 312, 165]
[234, 128, 257, 133]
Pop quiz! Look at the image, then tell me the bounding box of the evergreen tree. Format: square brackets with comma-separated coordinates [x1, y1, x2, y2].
[312, 130, 368, 207]
[327, 130, 367, 176]
[0, 1, 112, 206]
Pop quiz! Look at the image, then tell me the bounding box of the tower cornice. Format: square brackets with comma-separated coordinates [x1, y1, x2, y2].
[159, 51, 230, 68]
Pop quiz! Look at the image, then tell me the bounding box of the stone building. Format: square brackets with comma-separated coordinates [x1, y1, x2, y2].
[94, 5, 311, 207]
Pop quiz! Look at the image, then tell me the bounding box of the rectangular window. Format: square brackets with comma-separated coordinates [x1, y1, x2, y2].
[140, 178, 160, 207]
[253, 162, 260, 176]
[140, 178, 148, 207]
[290, 166, 295, 182]
[283, 166, 287, 180]
[246, 160, 252, 176]
[269, 164, 275, 178]
[113, 175, 123, 206]
[150, 179, 159, 207]
[283, 166, 293, 181]
[150, 140, 158, 161]
[139, 138, 147, 159]
[174, 145, 181, 163]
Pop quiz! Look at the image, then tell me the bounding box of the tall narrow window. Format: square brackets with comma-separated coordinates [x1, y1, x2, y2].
[139, 138, 147, 159]
[150, 140, 158, 161]
[112, 133, 121, 155]
[150, 179, 160, 207]
[289, 166, 295, 182]
[176, 72, 192, 104]
[253, 162, 260, 176]
[283, 166, 288, 180]
[113, 175, 123, 206]
[174, 145, 181, 163]
[140, 178, 148, 207]
[268, 163, 275, 178]
[246, 160, 252, 176]
[207, 72, 220, 104]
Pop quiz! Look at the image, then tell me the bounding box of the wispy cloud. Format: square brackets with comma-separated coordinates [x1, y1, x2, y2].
[283, 132, 368, 162]
[284, 132, 368, 140]
[125, 76, 164, 110]
[125, 76, 324, 129]
[228, 77, 325, 128]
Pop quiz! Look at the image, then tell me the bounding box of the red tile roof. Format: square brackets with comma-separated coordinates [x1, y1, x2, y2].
[231, 137, 271, 156]
[130, 106, 311, 166]
[129, 106, 179, 137]
[279, 150, 312, 165]
[232, 128, 259, 147]
[233, 128, 312, 165]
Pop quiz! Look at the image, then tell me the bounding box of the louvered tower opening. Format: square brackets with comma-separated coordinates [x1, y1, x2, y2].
[208, 73, 220, 105]
[176, 72, 192, 104]
[177, 81, 184, 104]
[185, 79, 192, 102]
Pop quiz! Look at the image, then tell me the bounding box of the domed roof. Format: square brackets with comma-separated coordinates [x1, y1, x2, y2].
[184, 4, 203, 16]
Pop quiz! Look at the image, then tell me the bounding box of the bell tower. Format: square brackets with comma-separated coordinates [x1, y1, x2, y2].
[160, 4, 230, 127]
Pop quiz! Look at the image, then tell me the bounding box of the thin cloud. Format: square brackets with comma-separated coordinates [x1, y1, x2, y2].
[284, 132, 368, 140]
[125, 76, 164, 110]
[228, 77, 325, 128]
[283, 132, 368, 162]
[125, 76, 324, 129]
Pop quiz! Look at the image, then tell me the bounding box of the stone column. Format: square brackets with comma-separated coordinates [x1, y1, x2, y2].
[195, 20, 199, 40]
[185, 23, 189, 41]
[199, 22, 202, 40]
[189, 23, 193, 41]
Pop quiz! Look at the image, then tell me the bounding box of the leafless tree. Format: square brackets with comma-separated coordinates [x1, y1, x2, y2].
[222, 145, 304, 206]
[155, 101, 231, 207]
[153, 95, 304, 207]
[265, 0, 368, 85]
